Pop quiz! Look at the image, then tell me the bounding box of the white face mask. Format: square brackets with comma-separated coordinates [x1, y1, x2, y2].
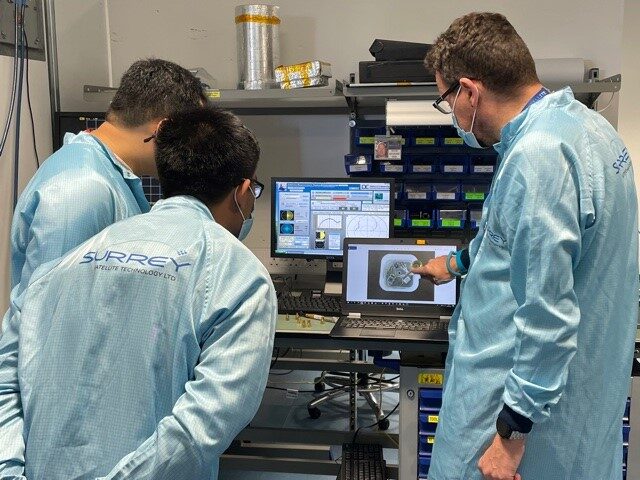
[234, 185, 255, 241]
[451, 86, 484, 149]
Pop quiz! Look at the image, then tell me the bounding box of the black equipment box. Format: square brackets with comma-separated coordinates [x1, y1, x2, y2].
[369, 39, 431, 61]
[359, 60, 435, 83]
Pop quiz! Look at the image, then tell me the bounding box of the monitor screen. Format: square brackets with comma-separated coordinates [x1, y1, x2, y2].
[344, 241, 457, 308]
[271, 178, 394, 259]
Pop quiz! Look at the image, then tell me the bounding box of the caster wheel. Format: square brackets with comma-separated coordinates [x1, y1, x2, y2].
[308, 407, 322, 419]
[314, 382, 326, 393]
[378, 418, 390, 431]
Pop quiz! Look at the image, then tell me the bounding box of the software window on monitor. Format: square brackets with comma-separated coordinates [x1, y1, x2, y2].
[272, 178, 394, 259]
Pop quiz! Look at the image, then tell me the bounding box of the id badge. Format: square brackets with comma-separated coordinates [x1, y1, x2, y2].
[374, 135, 402, 160]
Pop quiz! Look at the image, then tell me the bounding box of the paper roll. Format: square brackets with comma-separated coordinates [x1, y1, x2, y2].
[386, 100, 453, 126]
[534, 58, 587, 85]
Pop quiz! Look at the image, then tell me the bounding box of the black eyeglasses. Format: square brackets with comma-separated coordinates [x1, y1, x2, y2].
[250, 178, 264, 199]
[433, 81, 460, 114]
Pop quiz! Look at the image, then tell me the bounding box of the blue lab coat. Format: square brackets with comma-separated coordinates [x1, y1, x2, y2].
[428, 88, 639, 480]
[10, 131, 150, 300]
[0, 195, 277, 480]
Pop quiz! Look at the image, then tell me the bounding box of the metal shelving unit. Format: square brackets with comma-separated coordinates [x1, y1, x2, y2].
[82, 74, 621, 116]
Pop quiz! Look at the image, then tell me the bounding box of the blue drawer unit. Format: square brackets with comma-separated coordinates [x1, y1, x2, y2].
[355, 126, 385, 146]
[419, 434, 437, 455]
[344, 154, 372, 175]
[394, 209, 408, 228]
[379, 160, 406, 175]
[440, 154, 469, 174]
[437, 209, 466, 229]
[417, 387, 442, 476]
[462, 183, 489, 202]
[469, 208, 483, 230]
[418, 455, 432, 479]
[432, 182, 461, 201]
[406, 154, 440, 174]
[469, 153, 497, 175]
[410, 127, 441, 147]
[419, 388, 443, 412]
[408, 211, 434, 229]
[419, 412, 440, 435]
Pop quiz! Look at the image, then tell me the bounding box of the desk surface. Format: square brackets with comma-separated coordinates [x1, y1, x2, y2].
[275, 314, 448, 353]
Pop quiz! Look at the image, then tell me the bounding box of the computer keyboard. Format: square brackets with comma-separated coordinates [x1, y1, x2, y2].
[341, 317, 448, 332]
[278, 291, 342, 315]
[339, 442, 387, 480]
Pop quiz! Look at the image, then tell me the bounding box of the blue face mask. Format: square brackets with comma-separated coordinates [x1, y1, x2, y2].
[234, 185, 255, 241]
[451, 86, 483, 149]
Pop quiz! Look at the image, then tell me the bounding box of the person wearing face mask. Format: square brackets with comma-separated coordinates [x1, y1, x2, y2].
[411, 12, 638, 480]
[0, 106, 277, 480]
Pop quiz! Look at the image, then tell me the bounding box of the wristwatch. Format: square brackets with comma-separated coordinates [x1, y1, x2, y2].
[496, 415, 528, 440]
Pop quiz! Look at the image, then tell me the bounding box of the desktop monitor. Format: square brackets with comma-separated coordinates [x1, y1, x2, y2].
[271, 177, 395, 260]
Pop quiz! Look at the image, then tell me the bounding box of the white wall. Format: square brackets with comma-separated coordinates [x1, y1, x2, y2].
[105, 0, 624, 88]
[0, 58, 53, 313]
[619, 0, 640, 195]
[56, 0, 110, 111]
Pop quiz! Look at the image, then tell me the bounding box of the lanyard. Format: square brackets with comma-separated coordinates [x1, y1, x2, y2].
[522, 87, 550, 111]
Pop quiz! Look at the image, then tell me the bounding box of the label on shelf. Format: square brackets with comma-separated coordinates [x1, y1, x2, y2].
[394, 218, 403, 226]
[412, 165, 433, 173]
[416, 137, 436, 145]
[443, 165, 464, 173]
[473, 165, 494, 173]
[408, 192, 428, 200]
[359, 136, 375, 145]
[411, 219, 431, 227]
[418, 373, 443, 385]
[465, 192, 485, 200]
[444, 138, 464, 145]
[436, 193, 456, 200]
[349, 164, 369, 172]
[441, 219, 462, 227]
[383, 164, 404, 173]
[428, 415, 439, 424]
[206, 89, 221, 99]
[427, 436, 436, 444]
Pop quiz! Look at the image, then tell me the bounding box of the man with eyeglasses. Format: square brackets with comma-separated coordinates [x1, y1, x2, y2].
[412, 12, 638, 480]
[0, 106, 277, 480]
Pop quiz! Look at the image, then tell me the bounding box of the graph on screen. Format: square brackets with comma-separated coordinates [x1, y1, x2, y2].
[346, 215, 388, 238]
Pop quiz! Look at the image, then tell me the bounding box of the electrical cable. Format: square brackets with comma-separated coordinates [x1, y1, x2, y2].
[351, 401, 400, 444]
[23, 27, 39, 168]
[12, 3, 27, 209]
[0, 2, 21, 158]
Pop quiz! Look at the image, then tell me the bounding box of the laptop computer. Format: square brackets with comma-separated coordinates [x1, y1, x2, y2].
[330, 237, 461, 341]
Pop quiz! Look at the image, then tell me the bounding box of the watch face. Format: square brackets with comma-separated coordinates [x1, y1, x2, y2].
[496, 417, 512, 439]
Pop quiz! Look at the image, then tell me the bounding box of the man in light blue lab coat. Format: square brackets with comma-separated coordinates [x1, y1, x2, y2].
[0, 106, 277, 480]
[412, 12, 638, 480]
[9, 58, 207, 305]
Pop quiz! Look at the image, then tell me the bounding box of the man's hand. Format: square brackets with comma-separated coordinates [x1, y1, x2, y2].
[477, 433, 525, 480]
[411, 255, 456, 285]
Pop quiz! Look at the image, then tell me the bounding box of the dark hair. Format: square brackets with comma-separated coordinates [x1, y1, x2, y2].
[155, 107, 260, 204]
[106, 58, 207, 127]
[425, 12, 539, 94]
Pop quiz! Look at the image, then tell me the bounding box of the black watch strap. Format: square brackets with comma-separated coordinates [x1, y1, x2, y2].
[497, 404, 533, 434]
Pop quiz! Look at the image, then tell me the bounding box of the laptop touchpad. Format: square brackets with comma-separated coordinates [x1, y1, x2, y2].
[361, 328, 397, 338]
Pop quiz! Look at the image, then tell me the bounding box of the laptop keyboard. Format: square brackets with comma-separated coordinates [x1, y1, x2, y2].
[277, 291, 342, 315]
[342, 317, 448, 332]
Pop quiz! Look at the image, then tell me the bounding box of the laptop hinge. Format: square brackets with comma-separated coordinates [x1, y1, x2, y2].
[347, 312, 362, 318]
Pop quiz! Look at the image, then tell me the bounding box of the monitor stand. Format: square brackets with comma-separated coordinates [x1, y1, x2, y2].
[324, 261, 343, 296]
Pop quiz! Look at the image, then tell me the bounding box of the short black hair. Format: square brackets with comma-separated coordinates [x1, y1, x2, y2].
[106, 58, 207, 128]
[155, 107, 260, 204]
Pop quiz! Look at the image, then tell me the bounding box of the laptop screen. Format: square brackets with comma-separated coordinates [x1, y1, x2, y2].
[344, 241, 458, 308]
